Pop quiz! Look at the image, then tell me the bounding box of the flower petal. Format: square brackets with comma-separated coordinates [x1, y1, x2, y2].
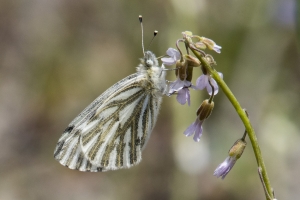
[218, 72, 223, 79]
[214, 156, 236, 179]
[166, 48, 181, 60]
[161, 57, 176, 66]
[190, 84, 198, 90]
[196, 75, 208, 90]
[206, 78, 219, 95]
[214, 157, 230, 177]
[183, 80, 192, 87]
[168, 79, 185, 93]
[183, 121, 197, 137]
[213, 44, 222, 53]
[186, 88, 191, 106]
[193, 120, 203, 142]
[176, 88, 188, 105]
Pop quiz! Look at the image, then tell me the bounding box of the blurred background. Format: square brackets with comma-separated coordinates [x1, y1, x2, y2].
[0, 0, 299, 199]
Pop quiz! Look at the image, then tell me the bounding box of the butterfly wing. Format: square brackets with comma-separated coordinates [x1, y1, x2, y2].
[54, 73, 162, 172]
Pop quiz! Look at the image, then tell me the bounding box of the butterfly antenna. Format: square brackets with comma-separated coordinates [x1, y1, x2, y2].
[147, 30, 158, 50]
[139, 15, 145, 56]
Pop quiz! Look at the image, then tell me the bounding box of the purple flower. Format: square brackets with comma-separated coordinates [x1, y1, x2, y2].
[213, 156, 236, 179]
[210, 43, 222, 54]
[183, 117, 203, 142]
[183, 99, 214, 142]
[168, 79, 191, 105]
[177, 87, 190, 105]
[169, 78, 190, 93]
[196, 72, 223, 95]
[214, 139, 246, 179]
[161, 48, 181, 65]
[168, 78, 197, 106]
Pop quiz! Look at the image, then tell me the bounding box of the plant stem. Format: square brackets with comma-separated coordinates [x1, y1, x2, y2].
[190, 48, 274, 199]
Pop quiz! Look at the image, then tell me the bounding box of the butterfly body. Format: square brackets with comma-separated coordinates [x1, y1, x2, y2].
[54, 51, 166, 172]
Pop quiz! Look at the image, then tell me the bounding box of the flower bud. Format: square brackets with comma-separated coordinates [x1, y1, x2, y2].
[204, 54, 216, 66]
[184, 55, 201, 67]
[196, 99, 214, 121]
[199, 37, 222, 53]
[194, 42, 206, 50]
[229, 139, 247, 159]
[182, 31, 193, 36]
[182, 31, 193, 43]
[200, 37, 215, 47]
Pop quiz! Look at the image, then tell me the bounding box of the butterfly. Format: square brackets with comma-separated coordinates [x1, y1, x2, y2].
[54, 50, 167, 172]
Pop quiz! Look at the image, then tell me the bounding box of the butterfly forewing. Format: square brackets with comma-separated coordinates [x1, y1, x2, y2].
[54, 51, 166, 172]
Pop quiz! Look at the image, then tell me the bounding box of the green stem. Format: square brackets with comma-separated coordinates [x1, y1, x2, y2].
[190, 48, 274, 200]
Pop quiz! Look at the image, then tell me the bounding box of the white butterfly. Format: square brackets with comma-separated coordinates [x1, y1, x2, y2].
[54, 51, 166, 172]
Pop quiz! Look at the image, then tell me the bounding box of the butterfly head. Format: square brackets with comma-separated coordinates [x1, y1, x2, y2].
[143, 51, 159, 68]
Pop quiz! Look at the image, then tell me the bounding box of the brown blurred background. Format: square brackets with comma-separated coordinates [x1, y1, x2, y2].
[0, 0, 299, 199]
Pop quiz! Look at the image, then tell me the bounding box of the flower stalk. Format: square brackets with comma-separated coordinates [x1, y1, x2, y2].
[189, 47, 274, 199]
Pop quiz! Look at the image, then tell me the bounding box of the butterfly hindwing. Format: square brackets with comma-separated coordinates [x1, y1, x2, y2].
[80, 79, 154, 170]
[54, 72, 161, 171]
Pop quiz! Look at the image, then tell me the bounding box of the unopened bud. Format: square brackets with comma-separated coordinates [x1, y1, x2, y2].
[184, 55, 201, 67]
[182, 31, 193, 41]
[199, 37, 221, 53]
[182, 31, 193, 36]
[204, 54, 216, 66]
[196, 99, 214, 121]
[200, 37, 215, 48]
[229, 139, 247, 159]
[194, 42, 207, 50]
